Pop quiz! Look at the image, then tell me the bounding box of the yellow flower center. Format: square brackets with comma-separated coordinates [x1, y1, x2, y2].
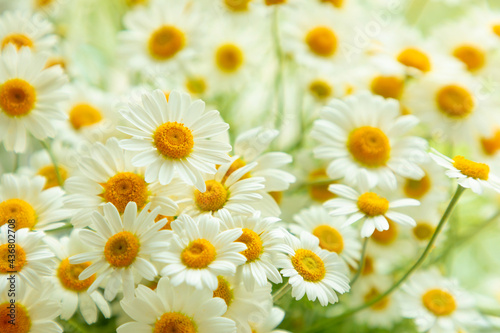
[224, 0, 251, 11]
[154, 122, 194, 160]
[305, 26, 337, 57]
[312, 225, 343, 253]
[309, 80, 333, 100]
[422, 289, 456, 316]
[148, 25, 185, 60]
[413, 222, 434, 241]
[155, 214, 175, 230]
[452, 155, 489, 180]
[236, 228, 263, 262]
[480, 130, 500, 156]
[493, 24, 500, 38]
[185, 77, 207, 95]
[126, 0, 149, 6]
[364, 287, 390, 310]
[269, 191, 282, 205]
[36, 0, 54, 7]
[321, 0, 343, 8]
[45, 57, 67, 70]
[104, 231, 140, 267]
[0, 302, 31, 333]
[357, 192, 389, 217]
[101, 172, 148, 214]
[291, 249, 326, 282]
[452, 44, 485, 72]
[371, 220, 397, 245]
[0, 78, 37, 117]
[347, 126, 391, 167]
[154, 312, 197, 333]
[1, 34, 33, 50]
[69, 103, 103, 130]
[0, 199, 36, 230]
[221, 158, 249, 185]
[436, 85, 474, 119]
[215, 44, 244, 73]
[370, 75, 404, 100]
[213, 276, 234, 306]
[57, 258, 96, 292]
[397, 48, 431, 72]
[404, 173, 431, 199]
[0, 244, 27, 273]
[194, 180, 228, 212]
[37, 165, 68, 189]
[181, 239, 216, 269]
[265, 0, 286, 5]
[361, 255, 374, 275]
[308, 169, 336, 202]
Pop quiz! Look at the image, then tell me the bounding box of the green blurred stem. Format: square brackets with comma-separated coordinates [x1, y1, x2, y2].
[13, 153, 20, 172]
[349, 238, 368, 287]
[406, 0, 429, 25]
[272, 6, 285, 130]
[40, 139, 64, 188]
[272, 283, 292, 303]
[305, 186, 465, 333]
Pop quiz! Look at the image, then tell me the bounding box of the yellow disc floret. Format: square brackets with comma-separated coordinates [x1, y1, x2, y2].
[236, 228, 263, 262]
[148, 25, 185, 60]
[154, 122, 194, 159]
[312, 225, 343, 253]
[309, 80, 333, 100]
[452, 155, 489, 180]
[69, 103, 103, 130]
[101, 172, 148, 214]
[194, 180, 228, 212]
[0, 244, 27, 273]
[154, 312, 197, 333]
[397, 48, 431, 72]
[57, 258, 96, 292]
[0, 78, 36, 117]
[308, 169, 336, 202]
[371, 220, 397, 245]
[0, 302, 31, 333]
[357, 192, 389, 217]
[321, 0, 343, 8]
[104, 231, 140, 267]
[370, 75, 404, 100]
[493, 24, 500, 38]
[404, 173, 431, 199]
[452, 44, 485, 72]
[481, 130, 500, 156]
[213, 276, 234, 306]
[364, 287, 390, 310]
[291, 249, 326, 282]
[1, 34, 33, 50]
[347, 126, 391, 167]
[422, 289, 456, 316]
[0, 199, 36, 230]
[37, 165, 68, 189]
[305, 26, 337, 57]
[181, 239, 216, 269]
[436, 85, 474, 119]
[215, 44, 244, 73]
[413, 222, 434, 241]
[224, 0, 251, 11]
[186, 77, 207, 95]
[221, 158, 249, 185]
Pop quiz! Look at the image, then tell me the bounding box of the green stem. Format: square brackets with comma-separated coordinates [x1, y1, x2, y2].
[349, 238, 368, 286]
[305, 186, 465, 333]
[272, 283, 292, 303]
[406, 0, 430, 25]
[40, 140, 64, 188]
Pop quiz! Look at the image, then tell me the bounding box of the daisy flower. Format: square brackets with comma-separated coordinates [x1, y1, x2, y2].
[0, 283, 62, 333]
[44, 231, 111, 324]
[0, 11, 57, 53]
[325, 171, 420, 237]
[0, 173, 69, 231]
[397, 269, 484, 333]
[64, 138, 179, 228]
[276, 231, 350, 306]
[248, 306, 290, 333]
[0, 226, 55, 292]
[153, 214, 247, 291]
[0, 45, 67, 152]
[118, 89, 232, 191]
[219, 211, 285, 291]
[69, 202, 171, 301]
[118, 277, 236, 333]
[429, 148, 500, 194]
[291, 205, 361, 269]
[312, 91, 427, 190]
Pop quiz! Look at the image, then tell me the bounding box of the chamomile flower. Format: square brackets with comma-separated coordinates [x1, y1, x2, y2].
[312, 91, 427, 190]
[291, 205, 361, 268]
[154, 214, 247, 291]
[118, 89, 232, 191]
[325, 171, 420, 237]
[249, 306, 290, 333]
[69, 202, 171, 301]
[0, 45, 67, 152]
[0, 226, 55, 292]
[118, 277, 236, 333]
[0, 11, 57, 53]
[219, 211, 285, 291]
[64, 138, 179, 228]
[0, 283, 62, 333]
[430, 149, 500, 194]
[276, 231, 350, 306]
[44, 231, 111, 324]
[0, 173, 69, 230]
